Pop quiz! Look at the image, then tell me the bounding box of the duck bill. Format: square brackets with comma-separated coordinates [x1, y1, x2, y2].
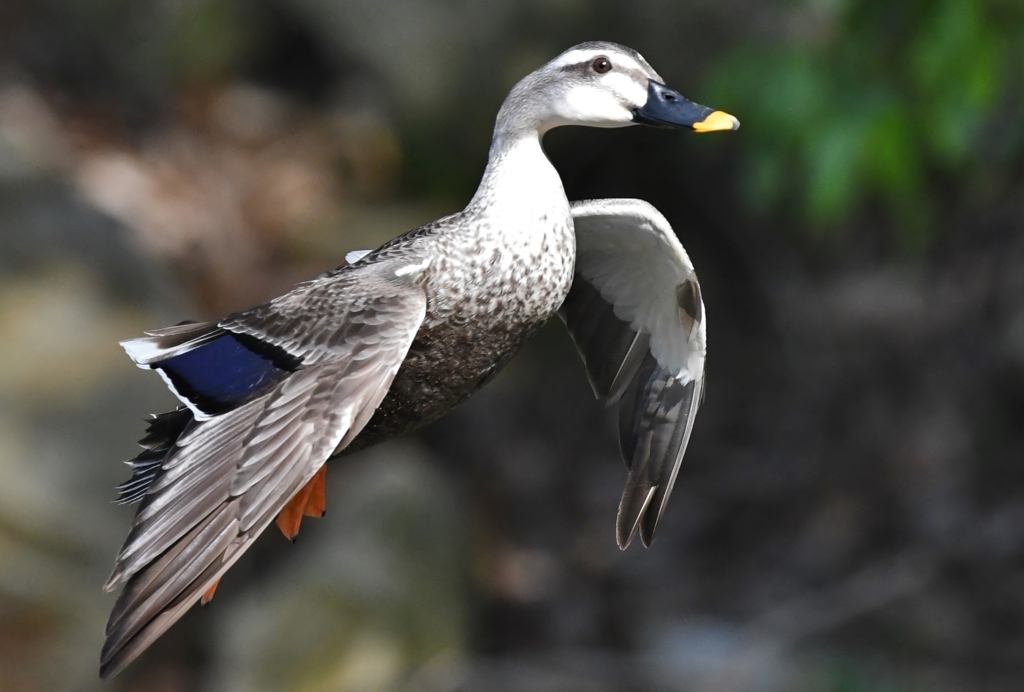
[632, 81, 739, 132]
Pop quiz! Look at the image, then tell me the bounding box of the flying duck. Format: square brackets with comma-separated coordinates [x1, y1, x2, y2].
[100, 41, 738, 678]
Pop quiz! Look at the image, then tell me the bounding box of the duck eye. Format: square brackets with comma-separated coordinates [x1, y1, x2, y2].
[592, 57, 612, 74]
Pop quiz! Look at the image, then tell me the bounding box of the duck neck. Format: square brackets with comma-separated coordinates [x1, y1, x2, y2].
[468, 126, 566, 222]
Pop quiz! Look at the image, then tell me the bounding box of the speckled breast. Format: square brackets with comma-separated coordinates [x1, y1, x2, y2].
[345, 214, 575, 453]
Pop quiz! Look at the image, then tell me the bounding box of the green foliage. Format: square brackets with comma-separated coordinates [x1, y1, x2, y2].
[48, 0, 257, 93]
[708, 0, 1024, 244]
[164, 0, 255, 85]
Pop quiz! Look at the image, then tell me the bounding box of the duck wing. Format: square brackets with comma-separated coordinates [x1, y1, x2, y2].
[559, 199, 706, 550]
[101, 259, 427, 679]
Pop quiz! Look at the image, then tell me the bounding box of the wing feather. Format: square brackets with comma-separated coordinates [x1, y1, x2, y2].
[101, 264, 426, 679]
[617, 354, 703, 548]
[562, 199, 707, 550]
[558, 278, 651, 404]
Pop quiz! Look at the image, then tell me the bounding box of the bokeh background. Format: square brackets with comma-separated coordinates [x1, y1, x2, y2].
[1, 0, 1023, 690]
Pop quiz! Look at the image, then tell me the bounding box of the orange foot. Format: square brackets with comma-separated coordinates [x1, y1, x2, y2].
[201, 579, 220, 605]
[275, 465, 327, 541]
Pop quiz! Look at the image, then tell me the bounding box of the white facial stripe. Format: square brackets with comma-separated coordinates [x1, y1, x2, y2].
[515, 43, 664, 131]
[559, 84, 632, 123]
[549, 49, 599, 69]
[563, 85, 619, 120]
[558, 72, 649, 121]
[549, 48, 648, 75]
[546, 53, 654, 126]
[603, 71, 649, 107]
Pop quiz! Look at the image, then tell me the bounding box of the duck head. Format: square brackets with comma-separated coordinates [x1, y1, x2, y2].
[498, 41, 739, 136]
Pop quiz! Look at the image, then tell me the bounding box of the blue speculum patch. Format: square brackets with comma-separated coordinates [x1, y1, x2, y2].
[156, 334, 291, 415]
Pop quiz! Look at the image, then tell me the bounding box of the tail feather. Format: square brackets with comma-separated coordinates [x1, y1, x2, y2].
[115, 409, 194, 505]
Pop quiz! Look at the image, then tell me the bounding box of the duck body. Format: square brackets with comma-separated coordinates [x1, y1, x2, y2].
[345, 134, 575, 450]
[101, 41, 738, 679]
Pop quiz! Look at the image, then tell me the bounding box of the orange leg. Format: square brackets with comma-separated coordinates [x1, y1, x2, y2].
[275, 465, 328, 541]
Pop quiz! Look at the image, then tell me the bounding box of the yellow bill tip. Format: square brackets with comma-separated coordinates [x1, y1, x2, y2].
[692, 110, 740, 133]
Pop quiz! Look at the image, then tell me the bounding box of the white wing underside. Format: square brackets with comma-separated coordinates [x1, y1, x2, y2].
[561, 198, 707, 549]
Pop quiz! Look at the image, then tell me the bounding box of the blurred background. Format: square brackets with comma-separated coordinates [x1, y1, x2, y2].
[1, 0, 1023, 690]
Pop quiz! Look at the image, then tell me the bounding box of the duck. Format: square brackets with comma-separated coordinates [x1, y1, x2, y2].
[100, 40, 738, 679]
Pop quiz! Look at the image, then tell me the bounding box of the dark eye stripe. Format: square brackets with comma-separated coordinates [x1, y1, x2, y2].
[559, 61, 594, 75]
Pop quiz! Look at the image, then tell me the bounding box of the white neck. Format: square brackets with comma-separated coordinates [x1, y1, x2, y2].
[468, 128, 566, 223]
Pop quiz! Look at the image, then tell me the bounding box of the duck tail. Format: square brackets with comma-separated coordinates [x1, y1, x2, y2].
[114, 408, 194, 505]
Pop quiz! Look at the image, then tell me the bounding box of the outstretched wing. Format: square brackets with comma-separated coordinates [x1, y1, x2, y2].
[559, 199, 706, 550]
[101, 260, 427, 679]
